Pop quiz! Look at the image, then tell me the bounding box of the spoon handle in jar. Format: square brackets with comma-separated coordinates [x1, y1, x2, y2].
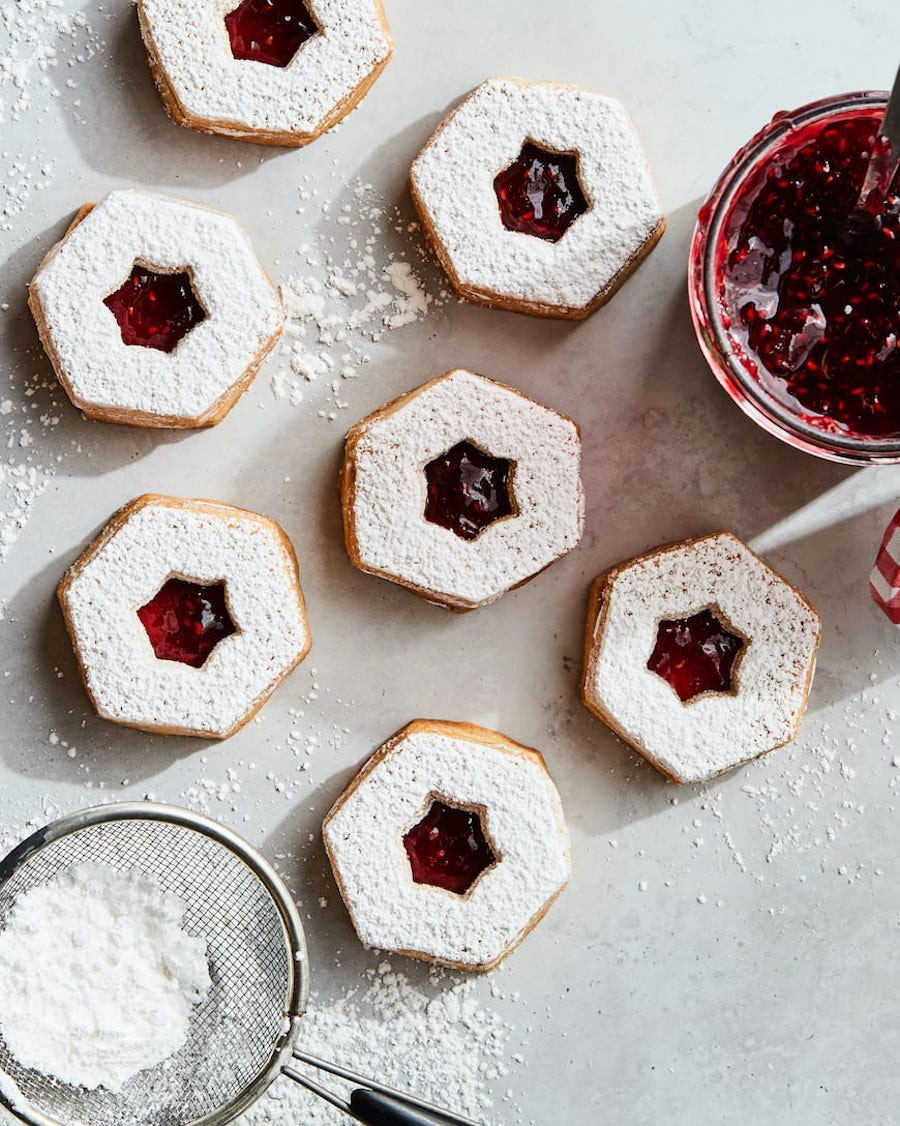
[882, 63, 900, 151]
[856, 65, 900, 210]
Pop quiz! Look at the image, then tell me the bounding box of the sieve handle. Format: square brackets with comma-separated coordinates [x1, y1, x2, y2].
[285, 1050, 482, 1125]
[350, 1088, 470, 1125]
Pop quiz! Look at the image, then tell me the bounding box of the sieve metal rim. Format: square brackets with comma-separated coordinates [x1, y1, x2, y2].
[0, 802, 310, 1126]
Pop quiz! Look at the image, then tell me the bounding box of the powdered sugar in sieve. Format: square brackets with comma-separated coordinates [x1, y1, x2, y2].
[0, 803, 479, 1126]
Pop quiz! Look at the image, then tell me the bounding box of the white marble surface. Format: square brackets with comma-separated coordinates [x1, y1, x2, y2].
[1, 2, 899, 1123]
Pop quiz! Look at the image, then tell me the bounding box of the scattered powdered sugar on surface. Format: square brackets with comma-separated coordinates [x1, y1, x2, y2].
[0, 461, 51, 570]
[596, 663, 900, 907]
[0, 0, 104, 607]
[0, 376, 56, 619]
[0, 337, 59, 616]
[180, 682, 352, 813]
[271, 181, 446, 419]
[0, 0, 98, 130]
[0, 155, 55, 236]
[237, 961, 513, 1125]
[0, 862, 210, 1092]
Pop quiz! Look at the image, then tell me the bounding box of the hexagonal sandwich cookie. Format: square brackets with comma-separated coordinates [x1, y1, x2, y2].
[58, 494, 311, 739]
[29, 190, 283, 429]
[340, 369, 584, 611]
[138, 0, 393, 145]
[410, 77, 664, 319]
[581, 532, 822, 784]
[323, 719, 571, 972]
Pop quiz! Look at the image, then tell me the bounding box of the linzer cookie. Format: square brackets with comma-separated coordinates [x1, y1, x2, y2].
[138, 0, 393, 145]
[58, 495, 311, 739]
[581, 532, 821, 783]
[410, 77, 664, 319]
[340, 369, 584, 611]
[322, 719, 571, 972]
[871, 508, 900, 624]
[29, 190, 283, 429]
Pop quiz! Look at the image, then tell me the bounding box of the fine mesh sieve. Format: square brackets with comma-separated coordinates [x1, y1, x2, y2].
[0, 804, 479, 1126]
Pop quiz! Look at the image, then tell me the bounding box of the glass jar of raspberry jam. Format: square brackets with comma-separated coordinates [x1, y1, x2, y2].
[689, 91, 899, 464]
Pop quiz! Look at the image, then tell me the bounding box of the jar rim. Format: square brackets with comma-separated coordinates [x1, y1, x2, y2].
[689, 90, 898, 465]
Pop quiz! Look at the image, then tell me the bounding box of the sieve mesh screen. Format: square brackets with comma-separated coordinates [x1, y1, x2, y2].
[0, 817, 296, 1126]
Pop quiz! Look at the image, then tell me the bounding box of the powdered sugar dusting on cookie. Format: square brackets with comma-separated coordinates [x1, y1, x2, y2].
[324, 722, 571, 969]
[60, 496, 310, 738]
[139, 0, 391, 140]
[347, 369, 584, 608]
[411, 77, 664, 314]
[583, 532, 822, 783]
[31, 190, 283, 425]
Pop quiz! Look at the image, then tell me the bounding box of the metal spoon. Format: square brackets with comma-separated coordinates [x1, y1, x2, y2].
[854, 64, 900, 215]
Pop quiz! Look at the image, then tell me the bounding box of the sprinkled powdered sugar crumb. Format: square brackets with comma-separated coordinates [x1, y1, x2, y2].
[180, 677, 352, 814]
[0, 862, 210, 1092]
[0, 461, 50, 570]
[0, 3, 83, 593]
[0, 0, 98, 130]
[0, 156, 55, 236]
[237, 962, 514, 1125]
[272, 182, 445, 419]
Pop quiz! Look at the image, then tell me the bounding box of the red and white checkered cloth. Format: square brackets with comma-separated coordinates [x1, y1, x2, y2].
[871, 508, 900, 624]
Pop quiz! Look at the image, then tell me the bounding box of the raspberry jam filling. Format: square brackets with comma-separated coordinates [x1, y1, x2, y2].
[104, 265, 206, 353]
[403, 800, 496, 895]
[424, 440, 514, 541]
[225, 0, 319, 68]
[494, 142, 588, 243]
[647, 608, 744, 703]
[138, 578, 236, 668]
[719, 111, 900, 437]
